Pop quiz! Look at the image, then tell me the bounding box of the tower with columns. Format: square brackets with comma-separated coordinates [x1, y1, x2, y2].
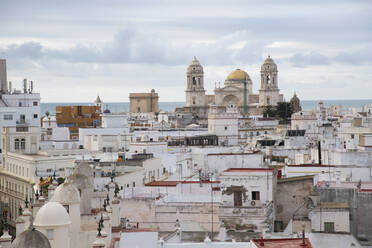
[185, 57, 206, 107]
[259, 56, 283, 106]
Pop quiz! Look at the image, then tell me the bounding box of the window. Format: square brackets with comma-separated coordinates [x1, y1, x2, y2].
[16, 127, 28, 132]
[224, 126, 228, 131]
[46, 229, 54, 240]
[252, 191, 260, 200]
[234, 191, 242, 207]
[33, 101, 38, 106]
[33, 114, 38, 119]
[4, 114, 13, 120]
[132, 182, 135, 187]
[63, 205, 69, 213]
[192, 77, 196, 85]
[18, 102, 22, 107]
[20, 139, 25, 150]
[15, 139, 20, 150]
[324, 222, 334, 233]
[267, 97, 270, 105]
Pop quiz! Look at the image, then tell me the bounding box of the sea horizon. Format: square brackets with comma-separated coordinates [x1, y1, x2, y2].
[41, 99, 372, 116]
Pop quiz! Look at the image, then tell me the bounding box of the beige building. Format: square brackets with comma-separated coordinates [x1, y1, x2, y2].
[0, 126, 74, 226]
[129, 89, 159, 113]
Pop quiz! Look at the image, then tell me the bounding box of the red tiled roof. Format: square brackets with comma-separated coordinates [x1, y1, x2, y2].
[251, 238, 312, 248]
[360, 189, 372, 192]
[224, 168, 275, 173]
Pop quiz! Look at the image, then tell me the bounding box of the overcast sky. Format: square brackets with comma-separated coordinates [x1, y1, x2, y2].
[0, 0, 371, 102]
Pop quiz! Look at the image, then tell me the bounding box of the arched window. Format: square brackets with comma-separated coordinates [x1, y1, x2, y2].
[15, 139, 20, 150]
[267, 97, 270, 105]
[20, 139, 25, 150]
[192, 77, 196, 85]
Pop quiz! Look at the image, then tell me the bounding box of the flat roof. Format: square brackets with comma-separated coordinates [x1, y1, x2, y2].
[208, 151, 261, 156]
[288, 164, 335, 168]
[251, 238, 312, 248]
[319, 202, 349, 209]
[223, 168, 274, 173]
[145, 180, 220, 187]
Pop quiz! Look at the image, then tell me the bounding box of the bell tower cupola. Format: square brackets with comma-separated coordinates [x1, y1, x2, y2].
[185, 57, 206, 107]
[259, 56, 282, 106]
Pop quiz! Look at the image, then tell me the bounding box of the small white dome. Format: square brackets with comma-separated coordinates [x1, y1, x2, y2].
[34, 202, 71, 227]
[11, 228, 51, 248]
[52, 182, 81, 205]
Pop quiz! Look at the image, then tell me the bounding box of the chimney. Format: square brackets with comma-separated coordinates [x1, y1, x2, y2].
[30, 80, 33, 93]
[0, 59, 7, 93]
[199, 169, 203, 187]
[318, 140, 322, 165]
[8, 81, 12, 93]
[23, 78, 27, 93]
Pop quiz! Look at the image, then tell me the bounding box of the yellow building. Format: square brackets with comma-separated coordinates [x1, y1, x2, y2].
[55, 105, 101, 140]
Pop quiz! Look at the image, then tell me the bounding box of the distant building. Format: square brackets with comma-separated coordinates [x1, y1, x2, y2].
[290, 92, 302, 113]
[177, 56, 284, 123]
[56, 104, 101, 140]
[129, 89, 159, 113]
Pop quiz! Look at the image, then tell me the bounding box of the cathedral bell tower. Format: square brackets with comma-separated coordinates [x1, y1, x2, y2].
[259, 56, 281, 106]
[185, 57, 206, 107]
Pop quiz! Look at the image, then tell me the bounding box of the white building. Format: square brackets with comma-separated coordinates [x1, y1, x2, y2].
[208, 104, 239, 146]
[0, 126, 75, 223]
[309, 202, 350, 233]
[0, 62, 41, 163]
[219, 168, 277, 234]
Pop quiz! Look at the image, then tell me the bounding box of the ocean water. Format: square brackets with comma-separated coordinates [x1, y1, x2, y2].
[41, 100, 372, 116]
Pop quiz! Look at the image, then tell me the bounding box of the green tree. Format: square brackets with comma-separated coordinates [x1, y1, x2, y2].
[263, 105, 276, 118]
[275, 102, 293, 124]
[57, 177, 65, 185]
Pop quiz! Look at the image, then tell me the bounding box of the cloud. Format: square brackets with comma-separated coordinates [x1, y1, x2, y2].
[289, 52, 330, 67]
[334, 45, 372, 65]
[1, 42, 43, 59]
[1, 29, 269, 66]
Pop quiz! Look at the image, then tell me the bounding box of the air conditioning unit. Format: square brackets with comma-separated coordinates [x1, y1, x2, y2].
[250, 200, 261, 207]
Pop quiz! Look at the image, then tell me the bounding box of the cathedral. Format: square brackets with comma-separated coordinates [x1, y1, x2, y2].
[177, 56, 284, 124]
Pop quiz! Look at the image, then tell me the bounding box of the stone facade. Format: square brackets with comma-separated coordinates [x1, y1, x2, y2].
[129, 89, 159, 113]
[274, 175, 314, 232]
[178, 56, 284, 123]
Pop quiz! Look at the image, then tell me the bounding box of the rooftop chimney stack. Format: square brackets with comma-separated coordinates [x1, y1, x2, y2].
[8, 81, 12, 94]
[30, 80, 33, 93]
[23, 78, 27, 93]
[0, 59, 8, 94]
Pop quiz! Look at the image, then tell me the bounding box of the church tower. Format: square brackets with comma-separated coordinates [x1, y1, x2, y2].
[259, 56, 282, 106]
[185, 57, 206, 107]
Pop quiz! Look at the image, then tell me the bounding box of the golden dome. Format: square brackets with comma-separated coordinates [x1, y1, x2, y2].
[226, 69, 250, 81]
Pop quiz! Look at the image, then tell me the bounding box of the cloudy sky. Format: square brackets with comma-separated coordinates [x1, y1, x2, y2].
[0, 0, 371, 102]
